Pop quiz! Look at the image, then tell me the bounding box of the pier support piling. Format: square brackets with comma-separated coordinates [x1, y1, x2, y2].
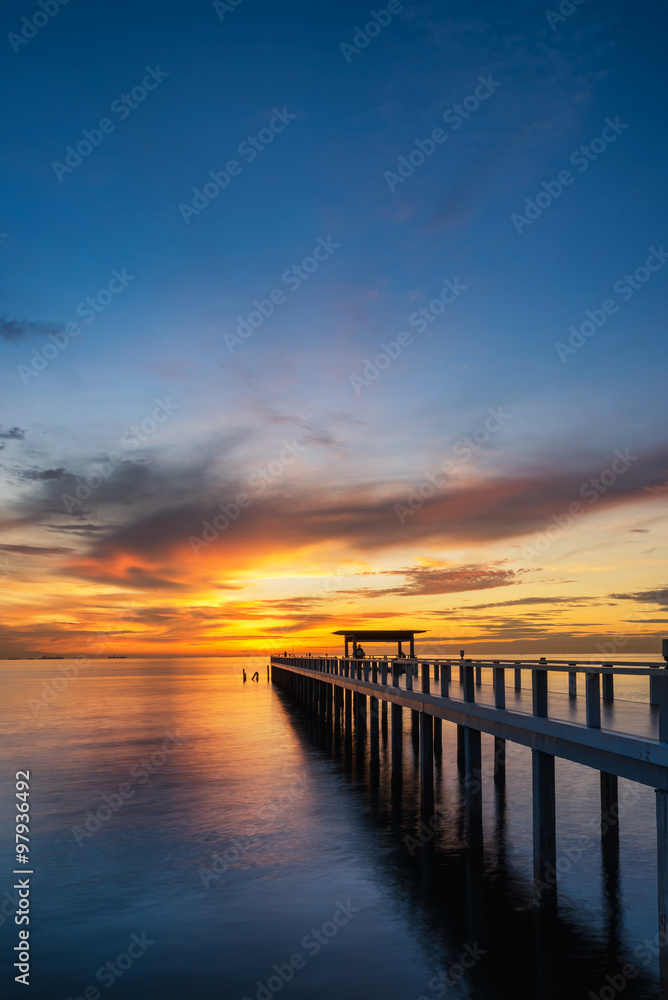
[532, 749, 557, 909]
[420, 712, 434, 811]
[391, 664, 403, 784]
[657, 788, 668, 1000]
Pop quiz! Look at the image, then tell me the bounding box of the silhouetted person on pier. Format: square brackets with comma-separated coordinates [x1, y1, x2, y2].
[354, 644, 365, 659]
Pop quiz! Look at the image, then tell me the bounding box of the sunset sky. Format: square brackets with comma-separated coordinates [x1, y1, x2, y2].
[1, 0, 667, 658]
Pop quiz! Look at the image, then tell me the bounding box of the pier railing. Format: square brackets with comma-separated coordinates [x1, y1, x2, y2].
[272, 655, 668, 756]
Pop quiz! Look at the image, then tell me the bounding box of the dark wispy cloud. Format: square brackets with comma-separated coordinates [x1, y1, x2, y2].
[0, 543, 71, 556]
[0, 317, 63, 341]
[0, 427, 25, 439]
[459, 595, 601, 611]
[22, 468, 68, 481]
[610, 589, 668, 606]
[338, 564, 519, 598]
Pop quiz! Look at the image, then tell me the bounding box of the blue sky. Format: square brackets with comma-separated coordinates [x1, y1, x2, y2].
[1, 0, 667, 656]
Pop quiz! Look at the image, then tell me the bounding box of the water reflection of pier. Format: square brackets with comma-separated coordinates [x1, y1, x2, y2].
[271, 652, 668, 999]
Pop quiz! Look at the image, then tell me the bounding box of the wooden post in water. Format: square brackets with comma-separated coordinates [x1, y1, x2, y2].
[657, 787, 668, 1000]
[420, 662, 434, 809]
[457, 726, 466, 771]
[493, 663, 506, 785]
[370, 684, 380, 771]
[532, 749, 556, 908]
[600, 771, 619, 862]
[463, 662, 482, 845]
[391, 661, 402, 784]
[356, 688, 367, 738]
[380, 660, 388, 733]
[532, 663, 556, 908]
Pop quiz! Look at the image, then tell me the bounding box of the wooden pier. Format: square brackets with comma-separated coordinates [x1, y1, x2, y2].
[271, 653, 668, 998]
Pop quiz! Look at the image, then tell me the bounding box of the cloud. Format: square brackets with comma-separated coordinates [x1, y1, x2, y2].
[609, 590, 668, 607]
[9, 435, 668, 596]
[459, 595, 599, 611]
[22, 468, 68, 481]
[0, 317, 63, 341]
[0, 427, 25, 439]
[0, 543, 71, 555]
[344, 563, 518, 597]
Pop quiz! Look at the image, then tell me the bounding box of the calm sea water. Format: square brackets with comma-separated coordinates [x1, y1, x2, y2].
[0, 655, 663, 999]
